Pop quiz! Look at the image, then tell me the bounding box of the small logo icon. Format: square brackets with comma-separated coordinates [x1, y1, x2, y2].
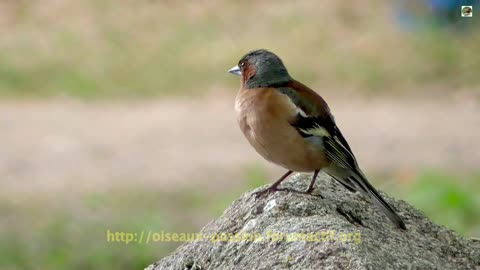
[461, 6, 473, 17]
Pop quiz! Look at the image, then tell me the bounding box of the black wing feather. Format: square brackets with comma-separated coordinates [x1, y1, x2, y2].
[291, 114, 354, 158]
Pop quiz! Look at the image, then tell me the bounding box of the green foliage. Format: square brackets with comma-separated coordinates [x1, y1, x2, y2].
[0, 189, 214, 270]
[401, 170, 480, 236]
[0, 170, 478, 269]
[0, 1, 478, 99]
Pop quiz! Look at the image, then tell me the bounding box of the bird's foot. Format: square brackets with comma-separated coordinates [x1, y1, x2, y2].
[304, 187, 323, 198]
[253, 186, 322, 200]
[253, 186, 290, 199]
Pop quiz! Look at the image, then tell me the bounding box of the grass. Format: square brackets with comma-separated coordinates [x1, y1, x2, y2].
[0, 1, 478, 269]
[1, 170, 477, 270]
[0, 188, 236, 270]
[399, 170, 480, 236]
[0, 0, 479, 99]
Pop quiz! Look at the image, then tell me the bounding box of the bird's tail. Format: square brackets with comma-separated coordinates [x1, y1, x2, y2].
[350, 172, 407, 230]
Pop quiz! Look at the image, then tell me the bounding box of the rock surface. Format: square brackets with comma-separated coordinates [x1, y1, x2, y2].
[147, 174, 480, 270]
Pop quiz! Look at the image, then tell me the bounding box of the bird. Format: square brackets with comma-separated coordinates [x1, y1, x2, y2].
[228, 49, 406, 230]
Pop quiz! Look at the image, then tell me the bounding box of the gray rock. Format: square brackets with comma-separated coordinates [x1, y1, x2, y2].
[147, 174, 480, 270]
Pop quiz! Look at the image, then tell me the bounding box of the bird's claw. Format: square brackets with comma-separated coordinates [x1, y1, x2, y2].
[253, 186, 289, 199]
[253, 186, 322, 200]
[304, 187, 323, 198]
[253, 188, 274, 199]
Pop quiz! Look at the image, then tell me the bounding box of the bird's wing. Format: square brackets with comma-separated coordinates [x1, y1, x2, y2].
[276, 83, 360, 190]
[275, 82, 355, 159]
[290, 113, 358, 171]
[275, 83, 407, 229]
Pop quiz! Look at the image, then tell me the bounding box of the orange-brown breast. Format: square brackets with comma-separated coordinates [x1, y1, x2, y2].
[235, 87, 329, 172]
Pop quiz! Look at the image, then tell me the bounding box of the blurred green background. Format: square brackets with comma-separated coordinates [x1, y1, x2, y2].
[0, 1, 479, 269]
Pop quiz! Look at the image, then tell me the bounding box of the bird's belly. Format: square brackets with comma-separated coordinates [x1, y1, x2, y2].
[237, 111, 328, 172]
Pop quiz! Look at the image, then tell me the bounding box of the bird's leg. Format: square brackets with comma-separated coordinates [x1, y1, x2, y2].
[253, 170, 293, 198]
[305, 170, 319, 194]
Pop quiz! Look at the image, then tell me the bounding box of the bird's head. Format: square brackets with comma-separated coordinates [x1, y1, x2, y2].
[229, 49, 292, 89]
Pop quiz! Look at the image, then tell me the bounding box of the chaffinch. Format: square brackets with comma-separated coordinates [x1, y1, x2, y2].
[229, 49, 406, 230]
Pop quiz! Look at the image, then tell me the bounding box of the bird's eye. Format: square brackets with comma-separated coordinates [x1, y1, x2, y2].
[240, 62, 246, 68]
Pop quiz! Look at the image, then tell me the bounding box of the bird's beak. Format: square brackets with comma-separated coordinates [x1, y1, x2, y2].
[228, 65, 241, 76]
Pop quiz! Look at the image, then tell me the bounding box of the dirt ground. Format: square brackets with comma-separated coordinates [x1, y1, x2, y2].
[1, 93, 479, 197]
